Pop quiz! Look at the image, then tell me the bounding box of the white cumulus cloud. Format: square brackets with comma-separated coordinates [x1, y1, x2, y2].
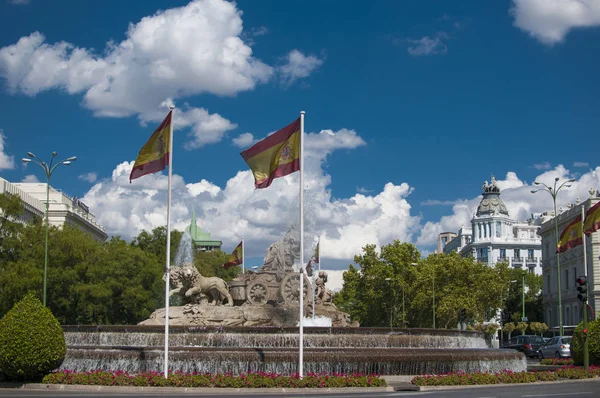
[78, 172, 98, 183]
[0, 0, 322, 148]
[279, 49, 324, 86]
[0, 130, 15, 170]
[80, 126, 422, 265]
[232, 133, 256, 148]
[511, 0, 600, 44]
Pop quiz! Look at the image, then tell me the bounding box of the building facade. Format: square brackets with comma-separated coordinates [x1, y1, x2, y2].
[441, 176, 543, 274]
[188, 211, 222, 252]
[1, 178, 107, 241]
[538, 192, 600, 328]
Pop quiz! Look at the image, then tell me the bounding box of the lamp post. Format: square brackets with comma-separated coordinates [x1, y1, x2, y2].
[531, 177, 574, 336]
[22, 152, 76, 307]
[521, 271, 526, 322]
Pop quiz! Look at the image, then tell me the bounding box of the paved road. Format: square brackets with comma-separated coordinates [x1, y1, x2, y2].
[1, 380, 599, 398]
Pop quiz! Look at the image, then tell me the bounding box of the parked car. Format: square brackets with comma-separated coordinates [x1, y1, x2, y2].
[501, 335, 545, 358]
[538, 336, 572, 359]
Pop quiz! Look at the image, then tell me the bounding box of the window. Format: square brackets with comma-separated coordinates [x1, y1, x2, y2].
[514, 248, 520, 258]
[483, 224, 487, 238]
[564, 269, 569, 290]
[528, 249, 534, 260]
[478, 224, 481, 239]
[500, 248, 506, 259]
[496, 221, 501, 237]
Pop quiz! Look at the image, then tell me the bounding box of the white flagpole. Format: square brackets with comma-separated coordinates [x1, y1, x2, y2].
[318, 236, 321, 273]
[163, 105, 174, 379]
[312, 257, 315, 319]
[299, 110, 305, 378]
[242, 237, 245, 274]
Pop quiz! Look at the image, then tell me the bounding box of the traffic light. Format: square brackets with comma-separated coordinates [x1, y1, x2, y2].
[459, 308, 467, 322]
[576, 276, 588, 303]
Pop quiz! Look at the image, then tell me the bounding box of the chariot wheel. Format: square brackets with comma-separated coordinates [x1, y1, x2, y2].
[247, 281, 269, 304]
[280, 273, 312, 304]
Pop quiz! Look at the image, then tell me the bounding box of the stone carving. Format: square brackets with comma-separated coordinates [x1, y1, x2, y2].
[168, 263, 233, 306]
[262, 230, 300, 281]
[143, 233, 356, 327]
[315, 271, 334, 306]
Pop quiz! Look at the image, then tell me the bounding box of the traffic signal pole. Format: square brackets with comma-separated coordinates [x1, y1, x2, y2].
[580, 205, 589, 370]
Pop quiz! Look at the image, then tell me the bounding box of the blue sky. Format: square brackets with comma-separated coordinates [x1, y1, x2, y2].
[1, 0, 600, 284]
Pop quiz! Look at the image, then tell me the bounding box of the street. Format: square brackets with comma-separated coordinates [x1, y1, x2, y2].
[1, 379, 599, 398]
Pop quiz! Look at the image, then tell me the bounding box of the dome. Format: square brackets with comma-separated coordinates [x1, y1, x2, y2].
[476, 176, 509, 216]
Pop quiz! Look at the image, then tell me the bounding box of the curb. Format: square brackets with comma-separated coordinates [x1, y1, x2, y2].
[1, 383, 394, 394]
[417, 378, 600, 391]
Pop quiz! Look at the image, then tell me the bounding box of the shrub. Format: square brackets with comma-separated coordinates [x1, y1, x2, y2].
[411, 370, 557, 386]
[571, 319, 600, 366]
[0, 292, 66, 381]
[555, 365, 600, 379]
[540, 358, 573, 366]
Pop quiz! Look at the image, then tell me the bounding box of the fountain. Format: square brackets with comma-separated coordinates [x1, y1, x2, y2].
[60, 325, 525, 375]
[57, 226, 526, 375]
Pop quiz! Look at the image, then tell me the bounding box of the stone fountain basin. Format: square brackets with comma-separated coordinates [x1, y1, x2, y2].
[59, 326, 526, 376]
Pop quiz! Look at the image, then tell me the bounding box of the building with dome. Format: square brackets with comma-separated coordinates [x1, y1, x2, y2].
[441, 176, 543, 275]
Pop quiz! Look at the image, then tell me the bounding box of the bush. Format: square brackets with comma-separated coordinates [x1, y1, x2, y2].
[411, 370, 557, 386]
[571, 319, 600, 366]
[0, 292, 66, 380]
[540, 358, 573, 366]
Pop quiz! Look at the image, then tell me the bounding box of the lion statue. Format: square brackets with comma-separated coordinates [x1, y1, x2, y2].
[167, 263, 233, 306]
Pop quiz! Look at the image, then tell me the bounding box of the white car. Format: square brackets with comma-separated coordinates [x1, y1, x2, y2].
[538, 336, 572, 359]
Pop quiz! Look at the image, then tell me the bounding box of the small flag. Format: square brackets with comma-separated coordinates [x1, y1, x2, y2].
[314, 241, 319, 263]
[557, 214, 583, 253]
[222, 241, 243, 269]
[240, 118, 300, 189]
[130, 111, 172, 182]
[583, 201, 600, 236]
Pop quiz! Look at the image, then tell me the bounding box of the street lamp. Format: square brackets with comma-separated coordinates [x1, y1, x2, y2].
[22, 151, 76, 307]
[521, 271, 526, 322]
[531, 177, 574, 336]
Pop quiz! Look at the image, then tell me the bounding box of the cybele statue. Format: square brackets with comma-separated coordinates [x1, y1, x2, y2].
[140, 232, 352, 327]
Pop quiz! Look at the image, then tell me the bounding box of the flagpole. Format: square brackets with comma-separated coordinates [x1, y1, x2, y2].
[163, 105, 174, 379]
[242, 237, 245, 274]
[581, 205, 589, 370]
[299, 110, 305, 378]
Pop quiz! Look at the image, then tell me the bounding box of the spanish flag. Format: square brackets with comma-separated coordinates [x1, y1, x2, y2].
[240, 118, 300, 189]
[557, 214, 583, 253]
[129, 111, 172, 182]
[222, 241, 243, 269]
[583, 201, 600, 236]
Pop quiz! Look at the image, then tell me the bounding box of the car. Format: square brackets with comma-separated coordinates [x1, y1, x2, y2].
[538, 336, 572, 359]
[501, 335, 545, 358]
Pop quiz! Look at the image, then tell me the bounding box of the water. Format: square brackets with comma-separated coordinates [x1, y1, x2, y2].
[60, 326, 525, 375]
[174, 229, 193, 267]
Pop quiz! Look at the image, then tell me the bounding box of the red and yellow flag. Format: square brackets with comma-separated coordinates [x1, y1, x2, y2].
[222, 241, 243, 269]
[557, 214, 583, 253]
[314, 241, 319, 263]
[583, 201, 600, 236]
[129, 111, 172, 182]
[240, 118, 300, 189]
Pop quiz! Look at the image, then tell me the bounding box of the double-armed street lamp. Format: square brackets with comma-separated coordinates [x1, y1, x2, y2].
[531, 177, 574, 336]
[22, 151, 77, 307]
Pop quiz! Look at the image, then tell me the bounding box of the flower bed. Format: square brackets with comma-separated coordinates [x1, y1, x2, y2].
[555, 365, 600, 379]
[411, 370, 558, 386]
[540, 358, 574, 366]
[42, 370, 387, 388]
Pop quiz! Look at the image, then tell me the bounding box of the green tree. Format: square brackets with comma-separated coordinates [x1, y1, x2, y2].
[0, 192, 26, 262]
[130, 226, 183, 265]
[528, 321, 548, 336]
[515, 321, 528, 335]
[334, 241, 420, 327]
[194, 249, 240, 280]
[503, 322, 515, 339]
